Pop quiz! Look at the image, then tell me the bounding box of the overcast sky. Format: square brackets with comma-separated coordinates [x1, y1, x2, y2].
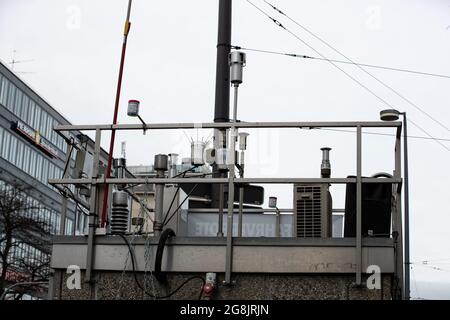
[1, 0, 449, 299]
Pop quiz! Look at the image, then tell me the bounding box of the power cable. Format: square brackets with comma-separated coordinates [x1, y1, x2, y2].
[308, 128, 450, 142]
[413, 263, 450, 273]
[117, 234, 205, 299]
[261, 0, 450, 133]
[244, 0, 450, 152]
[163, 184, 200, 226]
[231, 45, 450, 79]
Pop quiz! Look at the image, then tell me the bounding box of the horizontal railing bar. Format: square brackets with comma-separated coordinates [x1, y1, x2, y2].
[187, 208, 345, 213]
[48, 177, 401, 185]
[54, 121, 401, 132]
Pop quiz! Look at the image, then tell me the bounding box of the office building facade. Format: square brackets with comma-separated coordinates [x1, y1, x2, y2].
[0, 61, 107, 290]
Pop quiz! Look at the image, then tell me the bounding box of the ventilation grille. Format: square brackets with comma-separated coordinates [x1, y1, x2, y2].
[295, 185, 322, 237]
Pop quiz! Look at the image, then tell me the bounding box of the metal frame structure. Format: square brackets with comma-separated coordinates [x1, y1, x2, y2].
[50, 120, 404, 297]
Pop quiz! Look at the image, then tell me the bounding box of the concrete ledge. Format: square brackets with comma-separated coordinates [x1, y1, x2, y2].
[51, 236, 395, 273]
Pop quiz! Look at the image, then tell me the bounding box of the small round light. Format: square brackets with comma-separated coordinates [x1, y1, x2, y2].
[380, 109, 400, 121]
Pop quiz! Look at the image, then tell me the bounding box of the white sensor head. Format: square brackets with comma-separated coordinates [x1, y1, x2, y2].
[229, 51, 247, 85]
[127, 99, 140, 117]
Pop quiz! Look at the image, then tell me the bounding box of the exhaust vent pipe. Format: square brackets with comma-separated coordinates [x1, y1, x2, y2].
[320, 147, 332, 178]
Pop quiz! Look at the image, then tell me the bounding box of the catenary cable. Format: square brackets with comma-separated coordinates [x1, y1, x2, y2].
[261, 0, 450, 132]
[308, 128, 450, 142]
[244, 0, 450, 151]
[231, 45, 450, 79]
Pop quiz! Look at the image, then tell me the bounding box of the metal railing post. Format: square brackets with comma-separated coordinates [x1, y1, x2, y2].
[355, 125, 362, 286]
[394, 129, 404, 299]
[85, 129, 101, 285]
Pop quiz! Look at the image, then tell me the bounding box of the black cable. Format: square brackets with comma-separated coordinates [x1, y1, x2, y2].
[154, 228, 176, 282]
[261, 0, 450, 133]
[245, 0, 450, 152]
[161, 170, 219, 225]
[310, 128, 450, 142]
[161, 170, 189, 225]
[172, 165, 199, 178]
[117, 234, 205, 299]
[163, 184, 199, 226]
[61, 142, 74, 178]
[231, 45, 450, 79]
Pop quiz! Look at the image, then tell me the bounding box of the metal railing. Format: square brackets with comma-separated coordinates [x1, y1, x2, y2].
[50, 120, 403, 296]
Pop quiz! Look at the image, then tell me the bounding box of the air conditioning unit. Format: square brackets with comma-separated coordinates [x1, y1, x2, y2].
[293, 184, 332, 238]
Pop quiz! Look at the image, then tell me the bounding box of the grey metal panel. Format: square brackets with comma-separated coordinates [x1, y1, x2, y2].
[50, 242, 395, 273]
[52, 235, 394, 246]
[293, 184, 331, 238]
[52, 235, 395, 247]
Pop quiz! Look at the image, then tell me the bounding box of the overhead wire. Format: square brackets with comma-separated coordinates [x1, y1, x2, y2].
[243, 0, 450, 152]
[412, 263, 450, 273]
[231, 45, 450, 80]
[307, 128, 450, 142]
[261, 0, 450, 133]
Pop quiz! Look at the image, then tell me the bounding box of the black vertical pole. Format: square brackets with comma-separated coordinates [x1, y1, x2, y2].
[212, 0, 232, 211]
[214, 0, 232, 124]
[403, 112, 410, 300]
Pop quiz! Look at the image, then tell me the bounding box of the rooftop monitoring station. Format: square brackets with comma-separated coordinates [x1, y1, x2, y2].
[47, 0, 406, 300]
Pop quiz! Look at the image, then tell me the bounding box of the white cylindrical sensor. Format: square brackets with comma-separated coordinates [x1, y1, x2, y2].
[239, 132, 249, 151]
[268, 196, 278, 208]
[229, 51, 246, 85]
[191, 141, 206, 165]
[127, 99, 140, 117]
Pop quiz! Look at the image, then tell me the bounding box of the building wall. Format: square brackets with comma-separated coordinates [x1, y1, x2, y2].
[53, 271, 393, 300]
[0, 62, 107, 285]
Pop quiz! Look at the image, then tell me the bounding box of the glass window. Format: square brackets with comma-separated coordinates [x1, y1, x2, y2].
[11, 86, 17, 113]
[36, 154, 42, 182]
[0, 75, 3, 104]
[0, 77, 7, 106]
[6, 83, 14, 111]
[46, 116, 52, 140]
[0, 127, 3, 156]
[15, 90, 23, 118]
[21, 94, 29, 121]
[56, 214, 61, 233]
[34, 105, 41, 131]
[41, 111, 48, 138]
[17, 141, 24, 170]
[27, 100, 35, 127]
[23, 145, 30, 174]
[42, 160, 48, 185]
[52, 119, 58, 145]
[29, 150, 36, 177]
[2, 130, 10, 159]
[10, 136, 17, 165]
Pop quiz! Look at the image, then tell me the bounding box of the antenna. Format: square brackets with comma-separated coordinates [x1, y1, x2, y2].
[8, 50, 35, 73]
[183, 130, 194, 143]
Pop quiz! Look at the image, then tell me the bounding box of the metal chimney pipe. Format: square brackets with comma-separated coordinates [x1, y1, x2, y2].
[320, 147, 332, 178]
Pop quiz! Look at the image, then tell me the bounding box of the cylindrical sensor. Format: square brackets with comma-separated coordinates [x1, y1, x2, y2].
[268, 196, 278, 208]
[154, 154, 168, 171]
[229, 51, 246, 85]
[238, 132, 249, 151]
[168, 153, 179, 178]
[320, 147, 332, 178]
[127, 99, 140, 117]
[191, 141, 206, 165]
